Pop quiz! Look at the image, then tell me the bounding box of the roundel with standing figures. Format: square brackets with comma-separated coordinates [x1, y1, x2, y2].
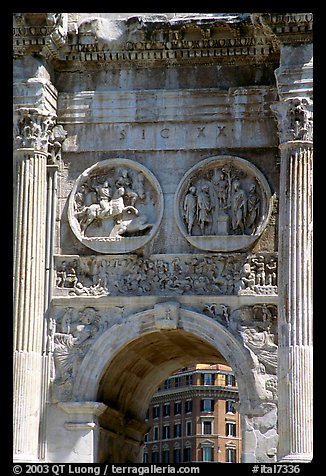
[174, 155, 273, 252]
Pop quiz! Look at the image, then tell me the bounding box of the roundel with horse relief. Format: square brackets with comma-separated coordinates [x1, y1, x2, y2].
[68, 158, 164, 254]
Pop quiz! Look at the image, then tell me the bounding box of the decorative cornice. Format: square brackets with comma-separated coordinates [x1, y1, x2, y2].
[13, 13, 279, 67]
[13, 13, 68, 60]
[257, 13, 313, 44]
[152, 385, 239, 403]
[13, 13, 313, 68]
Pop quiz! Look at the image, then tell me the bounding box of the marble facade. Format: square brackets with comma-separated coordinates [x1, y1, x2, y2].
[13, 13, 313, 463]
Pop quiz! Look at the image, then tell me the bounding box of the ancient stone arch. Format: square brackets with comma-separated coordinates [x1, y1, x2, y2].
[47, 306, 278, 463]
[13, 12, 312, 464]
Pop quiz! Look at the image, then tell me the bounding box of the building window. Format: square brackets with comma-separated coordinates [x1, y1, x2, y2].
[186, 420, 192, 436]
[226, 422, 237, 437]
[174, 422, 182, 438]
[174, 401, 182, 415]
[201, 398, 214, 412]
[226, 400, 236, 414]
[202, 446, 214, 462]
[202, 420, 213, 435]
[174, 376, 181, 388]
[226, 447, 237, 463]
[163, 403, 170, 417]
[174, 448, 181, 463]
[162, 449, 170, 463]
[225, 374, 236, 387]
[185, 374, 193, 386]
[143, 452, 148, 463]
[153, 426, 159, 441]
[183, 446, 191, 462]
[151, 451, 159, 463]
[145, 409, 149, 420]
[185, 399, 192, 413]
[153, 405, 160, 419]
[144, 433, 148, 443]
[201, 373, 213, 385]
[163, 424, 170, 440]
[164, 379, 171, 390]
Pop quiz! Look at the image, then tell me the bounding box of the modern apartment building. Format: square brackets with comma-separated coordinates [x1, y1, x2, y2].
[143, 364, 241, 463]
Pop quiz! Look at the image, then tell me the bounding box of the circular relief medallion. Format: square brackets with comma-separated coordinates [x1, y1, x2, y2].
[68, 158, 164, 253]
[174, 155, 273, 252]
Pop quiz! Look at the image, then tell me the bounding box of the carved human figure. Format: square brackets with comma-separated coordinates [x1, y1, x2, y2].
[252, 255, 266, 286]
[266, 258, 277, 286]
[215, 170, 229, 209]
[73, 308, 100, 346]
[241, 326, 278, 374]
[78, 186, 138, 235]
[231, 179, 247, 234]
[240, 262, 256, 290]
[75, 184, 88, 211]
[115, 168, 138, 206]
[196, 184, 212, 234]
[53, 307, 101, 384]
[183, 186, 197, 234]
[246, 183, 261, 234]
[95, 180, 112, 214]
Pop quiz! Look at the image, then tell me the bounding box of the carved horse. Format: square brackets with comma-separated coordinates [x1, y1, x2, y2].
[79, 187, 138, 234]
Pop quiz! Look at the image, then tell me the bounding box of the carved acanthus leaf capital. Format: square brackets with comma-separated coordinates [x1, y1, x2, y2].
[14, 106, 67, 158]
[271, 97, 313, 145]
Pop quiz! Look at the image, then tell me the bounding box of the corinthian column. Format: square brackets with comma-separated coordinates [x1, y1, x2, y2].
[272, 61, 313, 461]
[13, 107, 55, 462]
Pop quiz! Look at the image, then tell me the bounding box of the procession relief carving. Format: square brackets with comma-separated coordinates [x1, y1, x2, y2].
[54, 252, 277, 297]
[68, 159, 163, 253]
[175, 156, 273, 252]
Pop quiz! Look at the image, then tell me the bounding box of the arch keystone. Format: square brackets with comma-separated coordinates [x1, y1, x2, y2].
[154, 301, 180, 329]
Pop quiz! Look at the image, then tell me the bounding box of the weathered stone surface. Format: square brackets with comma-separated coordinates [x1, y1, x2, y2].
[13, 12, 313, 464]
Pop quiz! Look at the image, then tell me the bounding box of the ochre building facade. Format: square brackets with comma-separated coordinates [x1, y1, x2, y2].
[144, 364, 241, 463]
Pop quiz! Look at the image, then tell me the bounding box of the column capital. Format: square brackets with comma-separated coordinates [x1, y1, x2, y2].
[271, 97, 313, 145]
[14, 106, 67, 162]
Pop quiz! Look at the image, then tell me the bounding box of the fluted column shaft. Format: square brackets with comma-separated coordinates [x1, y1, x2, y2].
[277, 141, 313, 462]
[272, 40, 313, 462]
[13, 148, 47, 461]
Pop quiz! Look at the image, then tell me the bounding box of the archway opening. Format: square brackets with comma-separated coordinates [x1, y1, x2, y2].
[96, 328, 237, 463]
[143, 362, 241, 463]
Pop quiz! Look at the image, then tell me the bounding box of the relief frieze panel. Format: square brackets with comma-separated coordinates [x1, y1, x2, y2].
[54, 252, 277, 297]
[174, 156, 273, 252]
[68, 158, 164, 253]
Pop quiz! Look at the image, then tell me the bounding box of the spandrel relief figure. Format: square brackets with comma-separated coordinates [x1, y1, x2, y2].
[175, 156, 272, 252]
[230, 304, 278, 401]
[68, 159, 163, 254]
[241, 326, 278, 375]
[53, 307, 102, 385]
